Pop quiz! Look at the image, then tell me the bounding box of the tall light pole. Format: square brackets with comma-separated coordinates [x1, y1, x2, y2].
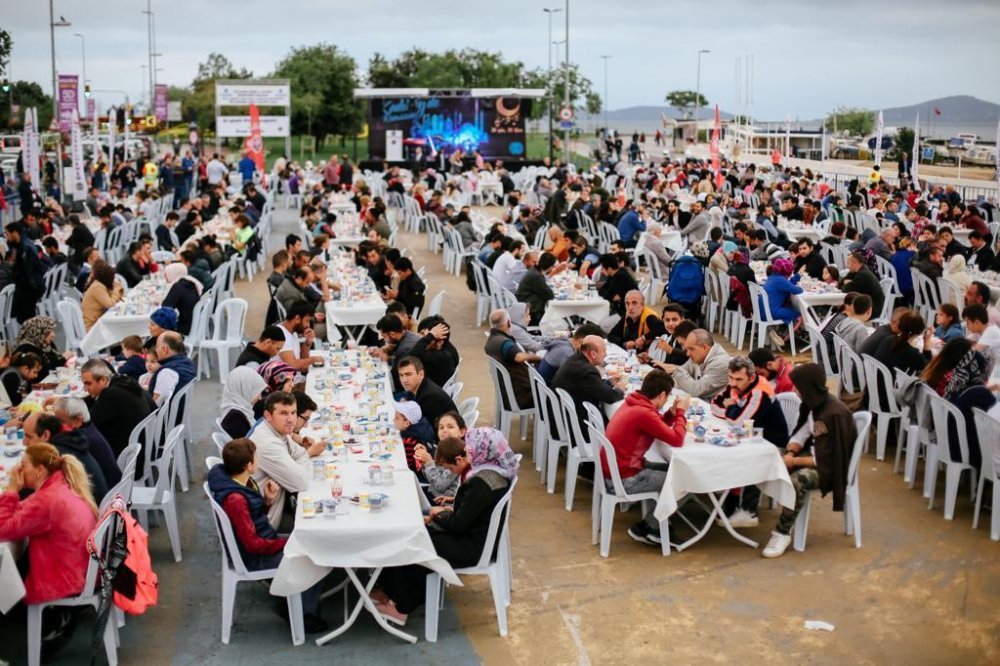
[142, 2, 154, 112]
[694, 48, 710, 144]
[49, 2, 71, 199]
[140, 65, 147, 112]
[562, 0, 570, 165]
[543, 7, 562, 163]
[72, 33, 86, 92]
[600, 54, 611, 135]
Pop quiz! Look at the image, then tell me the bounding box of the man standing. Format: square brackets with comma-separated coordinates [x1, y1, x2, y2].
[4, 222, 46, 323]
[238, 150, 256, 184]
[553, 335, 628, 427]
[653, 329, 731, 400]
[323, 155, 340, 191]
[608, 291, 665, 354]
[250, 391, 325, 528]
[206, 153, 228, 186]
[396, 356, 457, 434]
[516, 253, 557, 326]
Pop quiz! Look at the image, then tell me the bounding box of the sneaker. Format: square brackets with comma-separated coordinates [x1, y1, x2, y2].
[627, 521, 659, 546]
[374, 601, 408, 626]
[303, 613, 331, 634]
[762, 531, 792, 558]
[727, 508, 760, 529]
[768, 329, 785, 350]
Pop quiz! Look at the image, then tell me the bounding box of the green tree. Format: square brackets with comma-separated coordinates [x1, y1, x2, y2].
[273, 44, 362, 140]
[0, 29, 12, 77]
[827, 107, 875, 136]
[0, 81, 53, 130]
[294, 92, 323, 137]
[531, 64, 601, 120]
[895, 127, 915, 158]
[665, 90, 708, 117]
[181, 53, 253, 131]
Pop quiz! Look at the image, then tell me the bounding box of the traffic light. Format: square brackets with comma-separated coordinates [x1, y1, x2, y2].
[84, 84, 91, 98]
[1, 79, 9, 94]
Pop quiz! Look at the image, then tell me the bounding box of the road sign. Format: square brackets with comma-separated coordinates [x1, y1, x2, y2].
[558, 106, 574, 122]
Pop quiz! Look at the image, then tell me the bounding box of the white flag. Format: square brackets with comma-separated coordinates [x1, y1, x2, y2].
[821, 124, 827, 163]
[22, 107, 41, 195]
[71, 109, 86, 201]
[874, 109, 884, 167]
[911, 113, 920, 187]
[107, 106, 116, 177]
[784, 114, 791, 166]
[123, 110, 131, 162]
[994, 117, 999, 186]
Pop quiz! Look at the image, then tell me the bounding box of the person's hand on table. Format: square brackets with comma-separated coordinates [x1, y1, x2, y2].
[42, 396, 58, 409]
[673, 395, 691, 413]
[637, 352, 650, 364]
[262, 480, 280, 505]
[413, 444, 433, 465]
[652, 361, 677, 373]
[305, 438, 326, 457]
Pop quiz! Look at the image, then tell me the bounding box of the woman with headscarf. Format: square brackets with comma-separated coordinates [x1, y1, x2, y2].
[253, 360, 296, 419]
[762, 363, 857, 559]
[13, 316, 69, 375]
[81, 261, 125, 330]
[374, 427, 517, 624]
[943, 254, 973, 292]
[161, 262, 203, 335]
[219, 366, 268, 438]
[143, 306, 179, 352]
[761, 257, 804, 349]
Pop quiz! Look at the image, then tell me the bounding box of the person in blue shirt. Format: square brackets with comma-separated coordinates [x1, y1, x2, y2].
[238, 151, 256, 183]
[616, 202, 646, 249]
[889, 236, 916, 305]
[761, 257, 803, 347]
[933, 303, 965, 342]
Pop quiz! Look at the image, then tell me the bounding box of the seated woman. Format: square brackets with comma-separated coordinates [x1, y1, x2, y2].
[12, 316, 69, 376]
[80, 261, 125, 330]
[206, 438, 329, 633]
[0, 352, 44, 407]
[0, 443, 98, 643]
[161, 263, 203, 336]
[873, 310, 930, 376]
[761, 257, 803, 349]
[933, 303, 965, 345]
[253, 360, 296, 419]
[219, 367, 268, 439]
[143, 307, 179, 353]
[377, 426, 519, 623]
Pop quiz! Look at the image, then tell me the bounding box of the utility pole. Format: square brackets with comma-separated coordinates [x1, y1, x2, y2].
[694, 49, 709, 144]
[49, 1, 71, 201]
[143, 1, 154, 112]
[543, 7, 561, 163]
[563, 0, 570, 165]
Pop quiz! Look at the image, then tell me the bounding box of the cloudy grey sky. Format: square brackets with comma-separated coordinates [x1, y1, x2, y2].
[5, 0, 1000, 120]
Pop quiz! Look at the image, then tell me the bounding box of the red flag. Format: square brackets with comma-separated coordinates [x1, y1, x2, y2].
[245, 103, 266, 186]
[933, 107, 941, 116]
[711, 104, 723, 190]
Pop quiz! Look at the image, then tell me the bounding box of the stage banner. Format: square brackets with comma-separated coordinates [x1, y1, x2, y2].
[58, 74, 79, 133]
[154, 84, 169, 122]
[366, 95, 532, 161]
[215, 82, 290, 106]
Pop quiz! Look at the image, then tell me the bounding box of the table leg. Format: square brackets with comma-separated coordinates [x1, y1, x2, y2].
[314, 568, 417, 646]
[672, 491, 759, 551]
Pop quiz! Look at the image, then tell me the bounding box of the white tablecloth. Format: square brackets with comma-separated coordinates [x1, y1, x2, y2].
[80, 277, 169, 356]
[539, 298, 610, 328]
[324, 298, 387, 329]
[779, 225, 824, 243]
[792, 291, 847, 328]
[0, 541, 25, 614]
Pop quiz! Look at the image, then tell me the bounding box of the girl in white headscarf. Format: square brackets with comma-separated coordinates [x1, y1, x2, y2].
[219, 366, 268, 438]
[944, 254, 972, 292]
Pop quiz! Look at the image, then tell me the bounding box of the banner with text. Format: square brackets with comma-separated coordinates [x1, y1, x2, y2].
[215, 115, 290, 137]
[215, 82, 290, 107]
[58, 74, 79, 133]
[154, 84, 169, 122]
[71, 109, 86, 200]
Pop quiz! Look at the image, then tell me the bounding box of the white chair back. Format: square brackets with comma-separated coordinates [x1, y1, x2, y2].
[465, 473, 519, 571]
[774, 393, 802, 437]
[203, 481, 253, 576]
[56, 299, 87, 354]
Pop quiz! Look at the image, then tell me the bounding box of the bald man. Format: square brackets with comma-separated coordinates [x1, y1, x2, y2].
[608, 290, 665, 353]
[553, 335, 628, 429]
[150, 330, 197, 403]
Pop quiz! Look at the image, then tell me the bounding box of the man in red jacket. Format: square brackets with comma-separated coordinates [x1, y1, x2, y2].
[602, 370, 688, 545]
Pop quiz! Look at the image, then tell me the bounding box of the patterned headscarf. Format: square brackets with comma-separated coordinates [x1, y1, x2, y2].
[771, 257, 794, 277]
[943, 349, 991, 400]
[14, 316, 57, 352]
[464, 427, 519, 480]
[256, 360, 295, 394]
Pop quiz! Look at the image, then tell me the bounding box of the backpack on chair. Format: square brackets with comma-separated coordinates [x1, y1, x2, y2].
[667, 255, 705, 314]
[88, 494, 159, 615]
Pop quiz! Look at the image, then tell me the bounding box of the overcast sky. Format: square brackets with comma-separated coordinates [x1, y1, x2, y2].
[5, 0, 1000, 120]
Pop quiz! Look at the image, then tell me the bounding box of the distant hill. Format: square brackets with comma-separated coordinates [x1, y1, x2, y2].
[578, 105, 734, 124]
[880, 95, 1000, 124]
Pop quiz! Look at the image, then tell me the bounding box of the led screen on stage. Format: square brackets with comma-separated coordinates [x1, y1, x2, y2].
[367, 95, 531, 161]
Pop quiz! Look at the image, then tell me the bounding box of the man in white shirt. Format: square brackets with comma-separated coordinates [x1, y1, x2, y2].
[491, 239, 526, 285]
[250, 391, 325, 528]
[206, 154, 229, 185]
[277, 301, 325, 372]
[964, 304, 1000, 370]
[501, 250, 537, 292]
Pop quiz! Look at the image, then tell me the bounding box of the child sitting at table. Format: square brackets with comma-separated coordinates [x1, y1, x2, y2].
[933, 303, 965, 343]
[138, 350, 158, 392]
[392, 400, 435, 471]
[0, 352, 44, 408]
[116, 335, 147, 381]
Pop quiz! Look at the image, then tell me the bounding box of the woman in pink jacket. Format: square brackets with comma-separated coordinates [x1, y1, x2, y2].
[0, 443, 98, 608]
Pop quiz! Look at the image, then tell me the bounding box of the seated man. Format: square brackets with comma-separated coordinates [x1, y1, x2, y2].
[747, 348, 794, 394]
[250, 391, 325, 529]
[553, 335, 628, 428]
[207, 438, 330, 632]
[652, 329, 731, 400]
[608, 290, 665, 354]
[709, 356, 789, 527]
[375, 314, 423, 391]
[538, 323, 605, 385]
[515, 252, 557, 326]
[597, 253, 639, 318]
[396, 356, 457, 437]
[386, 257, 425, 316]
[235, 326, 286, 370]
[603, 370, 688, 546]
[964, 304, 1000, 369]
[484, 309, 540, 409]
[276, 302, 326, 374]
[645, 307, 696, 365]
[834, 293, 873, 352]
[51, 396, 122, 487]
[763, 364, 857, 558]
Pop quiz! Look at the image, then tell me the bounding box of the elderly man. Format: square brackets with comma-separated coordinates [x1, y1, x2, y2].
[250, 391, 326, 528]
[556, 333, 628, 418]
[51, 396, 122, 487]
[81, 358, 154, 457]
[275, 266, 316, 315]
[643, 222, 672, 276]
[396, 356, 457, 435]
[545, 226, 571, 261]
[653, 329, 731, 400]
[149, 331, 197, 404]
[863, 227, 896, 261]
[484, 309, 541, 409]
[608, 291, 665, 354]
[24, 411, 110, 500]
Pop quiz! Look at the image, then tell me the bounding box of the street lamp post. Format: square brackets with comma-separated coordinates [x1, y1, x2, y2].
[142, 2, 155, 112]
[600, 54, 611, 135]
[543, 7, 562, 163]
[49, 1, 71, 199]
[694, 48, 710, 144]
[73, 33, 86, 93]
[563, 0, 570, 165]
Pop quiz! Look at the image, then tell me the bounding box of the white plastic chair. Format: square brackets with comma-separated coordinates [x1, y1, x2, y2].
[804, 323, 838, 385]
[56, 298, 88, 356]
[832, 334, 864, 398]
[425, 472, 519, 641]
[0, 283, 18, 341]
[924, 391, 977, 520]
[971, 408, 999, 540]
[587, 421, 670, 557]
[198, 298, 248, 382]
[748, 282, 798, 357]
[792, 411, 872, 551]
[212, 431, 231, 456]
[427, 290, 445, 317]
[486, 357, 533, 442]
[457, 396, 480, 426]
[555, 389, 597, 512]
[202, 481, 307, 645]
[131, 425, 184, 562]
[861, 354, 905, 461]
[774, 393, 802, 437]
[444, 381, 463, 402]
[165, 382, 196, 493]
[26, 507, 119, 666]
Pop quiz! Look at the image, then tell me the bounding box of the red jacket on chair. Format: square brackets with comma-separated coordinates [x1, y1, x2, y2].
[0, 470, 97, 604]
[602, 392, 686, 480]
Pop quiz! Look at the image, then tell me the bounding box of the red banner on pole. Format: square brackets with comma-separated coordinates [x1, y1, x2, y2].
[246, 103, 266, 185]
[711, 104, 722, 190]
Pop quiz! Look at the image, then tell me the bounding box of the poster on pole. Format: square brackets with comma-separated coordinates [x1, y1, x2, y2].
[246, 104, 266, 185]
[22, 107, 38, 192]
[783, 115, 791, 166]
[71, 109, 86, 201]
[154, 85, 168, 122]
[711, 105, 722, 190]
[911, 114, 920, 185]
[874, 110, 884, 167]
[124, 109, 131, 161]
[108, 106, 116, 176]
[58, 74, 79, 133]
[86, 97, 95, 122]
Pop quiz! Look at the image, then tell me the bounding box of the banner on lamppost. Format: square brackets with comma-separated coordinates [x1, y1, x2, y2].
[784, 114, 791, 166]
[246, 103, 266, 186]
[107, 106, 116, 176]
[22, 107, 40, 192]
[154, 84, 168, 122]
[994, 117, 999, 187]
[874, 109, 884, 167]
[71, 109, 86, 201]
[711, 105, 722, 190]
[86, 97, 95, 122]
[58, 74, 79, 133]
[911, 114, 920, 186]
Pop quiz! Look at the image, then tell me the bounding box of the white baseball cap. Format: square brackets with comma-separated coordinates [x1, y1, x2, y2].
[393, 400, 422, 424]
